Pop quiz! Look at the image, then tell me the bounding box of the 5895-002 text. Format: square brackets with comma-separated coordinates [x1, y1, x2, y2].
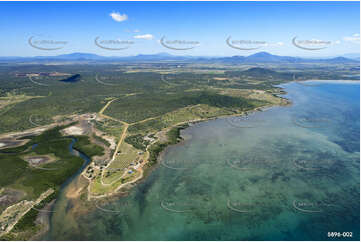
[328, 232, 353, 238]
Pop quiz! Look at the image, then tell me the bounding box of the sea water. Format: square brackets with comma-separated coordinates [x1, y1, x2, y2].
[45, 81, 360, 241]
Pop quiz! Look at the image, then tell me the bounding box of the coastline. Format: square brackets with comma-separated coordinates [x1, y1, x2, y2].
[29, 199, 56, 241]
[88, 96, 291, 200]
[295, 79, 360, 84]
[140, 79, 357, 184]
[3, 79, 358, 240]
[29, 79, 359, 239]
[139, 93, 291, 188]
[0, 88, 291, 240]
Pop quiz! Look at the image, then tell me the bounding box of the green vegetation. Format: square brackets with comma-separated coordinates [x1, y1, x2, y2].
[12, 190, 58, 232]
[0, 125, 103, 238]
[0, 62, 356, 134]
[0, 128, 83, 200]
[105, 91, 255, 123]
[72, 135, 104, 157]
[92, 119, 123, 141]
[125, 134, 150, 151]
[148, 124, 188, 167]
[0, 61, 358, 240]
[92, 133, 111, 147]
[0, 132, 99, 195]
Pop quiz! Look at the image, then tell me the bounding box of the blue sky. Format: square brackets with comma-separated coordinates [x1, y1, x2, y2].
[0, 1, 359, 57]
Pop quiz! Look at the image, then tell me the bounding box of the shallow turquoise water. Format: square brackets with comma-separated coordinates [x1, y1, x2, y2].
[45, 81, 360, 241]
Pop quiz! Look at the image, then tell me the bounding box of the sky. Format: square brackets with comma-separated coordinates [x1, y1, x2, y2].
[0, 1, 359, 57]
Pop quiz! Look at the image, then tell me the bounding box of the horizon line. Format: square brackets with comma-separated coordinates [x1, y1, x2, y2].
[1, 51, 360, 59]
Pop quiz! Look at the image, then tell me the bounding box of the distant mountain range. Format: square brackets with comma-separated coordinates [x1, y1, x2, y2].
[0, 51, 359, 64]
[213, 52, 359, 64]
[338, 53, 360, 60]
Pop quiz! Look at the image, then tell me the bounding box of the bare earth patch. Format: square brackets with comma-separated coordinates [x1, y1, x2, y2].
[22, 154, 57, 167]
[0, 139, 30, 150]
[62, 126, 85, 136]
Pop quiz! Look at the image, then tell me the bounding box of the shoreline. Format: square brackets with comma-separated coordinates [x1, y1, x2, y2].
[138, 94, 291, 190]
[87, 88, 292, 199]
[5, 78, 355, 239]
[29, 199, 56, 241]
[87, 100, 291, 200]
[0, 88, 291, 240]
[294, 79, 360, 84]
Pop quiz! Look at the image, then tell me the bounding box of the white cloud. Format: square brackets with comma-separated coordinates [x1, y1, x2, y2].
[343, 33, 360, 43]
[134, 29, 140, 33]
[110, 12, 128, 22]
[133, 34, 154, 40]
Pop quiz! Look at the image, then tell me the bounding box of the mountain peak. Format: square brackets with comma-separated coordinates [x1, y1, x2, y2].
[135, 52, 173, 57]
[62, 52, 99, 56]
[57, 52, 102, 58]
[156, 52, 173, 56]
[248, 52, 274, 58]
